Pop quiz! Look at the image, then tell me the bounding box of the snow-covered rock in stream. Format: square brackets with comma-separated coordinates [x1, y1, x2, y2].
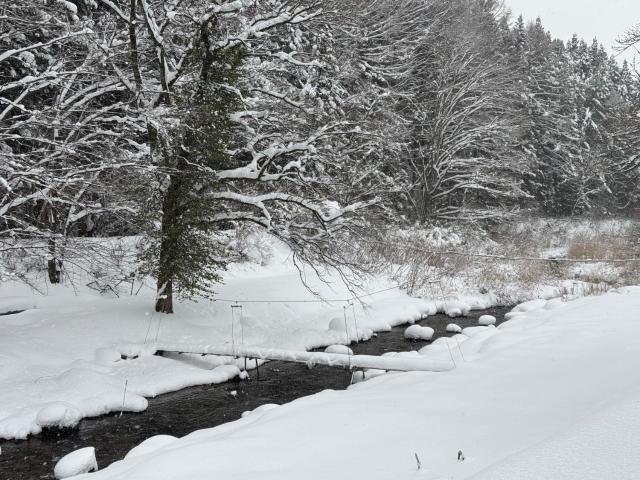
[54, 447, 97, 479]
[478, 315, 496, 326]
[324, 345, 354, 355]
[125, 435, 178, 459]
[36, 403, 82, 429]
[404, 325, 434, 340]
[446, 323, 462, 333]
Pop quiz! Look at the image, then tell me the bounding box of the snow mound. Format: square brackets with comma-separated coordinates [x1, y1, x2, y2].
[504, 311, 524, 320]
[404, 325, 434, 340]
[125, 435, 178, 459]
[324, 345, 353, 355]
[438, 300, 471, 317]
[512, 298, 547, 313]
[241, 403, 279, 418]
[457, 293, 498, 310]
[36, 403, 82, 429]
[478, 315, 496, 326]
[446, 323, 462, 333]
[54, 447, 97, 479]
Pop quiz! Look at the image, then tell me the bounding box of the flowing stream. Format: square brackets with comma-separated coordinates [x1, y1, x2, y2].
[0, 306, 511, 480]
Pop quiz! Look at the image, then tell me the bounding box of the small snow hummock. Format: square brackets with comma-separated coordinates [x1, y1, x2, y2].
[36, 403, 82, 430]
[446, 323, 462, 333]
[438, 300, 471, 318]
[324, 345, 354, 355]
[54, 447, 97, 479]
[125, 435, 178, 459]
[478, 315, 496, 326]
[404, 325, 434, 341]
[241, 403, 279, 418]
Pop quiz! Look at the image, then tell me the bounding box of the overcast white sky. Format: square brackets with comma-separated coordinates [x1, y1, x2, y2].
[504, 0, 640, 63]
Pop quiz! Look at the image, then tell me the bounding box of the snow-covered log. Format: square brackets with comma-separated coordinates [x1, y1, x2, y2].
[154, 343, 453, 372]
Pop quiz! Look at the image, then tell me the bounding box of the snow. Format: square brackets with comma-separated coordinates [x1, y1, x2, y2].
[350, 368, 387, 384]
[241, 403, 279, 419]
[154, 342, 451, 372]
[0, 238, 495, 440]
[0, 296, 35, 314]
[324, 344, 354, 355]
[69, 287, 640, 480]
[35, 402, 82, 429]
[511, 298, 548, 313]
[403, 324, 434, 340]
[446, 323, 462, 333]
[437, 299, 471, 317]
[53, 447, 97, 479]
[125, 435, 178, 459]
[94, 348, 122, 364]
[478, 314, 496, 326]
[469, 386, 640, 480]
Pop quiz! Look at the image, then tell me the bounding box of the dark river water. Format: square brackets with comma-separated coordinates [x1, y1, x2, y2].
[0, 306, 510, 480]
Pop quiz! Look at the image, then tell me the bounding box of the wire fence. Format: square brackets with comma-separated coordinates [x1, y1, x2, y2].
[208, 283, 415, 304]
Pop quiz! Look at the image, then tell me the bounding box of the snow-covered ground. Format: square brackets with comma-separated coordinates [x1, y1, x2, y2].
[1, 239, 499, 440]
[71, 286, 640, 480]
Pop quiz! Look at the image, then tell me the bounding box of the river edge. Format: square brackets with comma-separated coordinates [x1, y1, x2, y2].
[0, 306, 512, 480]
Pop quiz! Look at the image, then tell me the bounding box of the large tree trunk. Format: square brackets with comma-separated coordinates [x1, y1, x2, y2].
[154, 172, 183, 314]
[47, 239, 62, 284]
[155, 278, 174, 313]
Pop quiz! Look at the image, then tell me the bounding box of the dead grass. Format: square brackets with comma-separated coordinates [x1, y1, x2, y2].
[566, 233, 633, 260]
[359, 218, 640, 302]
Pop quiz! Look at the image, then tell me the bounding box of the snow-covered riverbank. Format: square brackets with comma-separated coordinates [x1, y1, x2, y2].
[72, 286, 640, 480]
[1, 242, 502, 441]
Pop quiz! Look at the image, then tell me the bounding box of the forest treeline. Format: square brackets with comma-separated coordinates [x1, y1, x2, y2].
[1, 0, 639, 310]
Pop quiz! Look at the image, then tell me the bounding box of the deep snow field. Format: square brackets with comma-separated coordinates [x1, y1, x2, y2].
[1, 232, 639, 479]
